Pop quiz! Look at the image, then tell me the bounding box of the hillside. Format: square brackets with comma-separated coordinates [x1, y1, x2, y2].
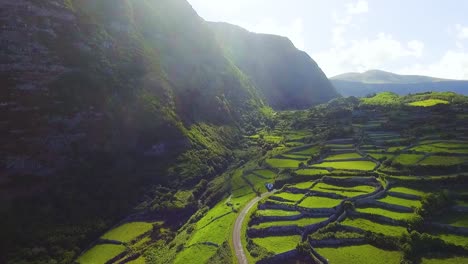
[210, 22, 339, 110]
[0, 0, 341, 263]
[332, 70, 468, 96]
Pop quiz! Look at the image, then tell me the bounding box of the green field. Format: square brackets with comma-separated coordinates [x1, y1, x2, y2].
[298, 196, 342, 208]
[422, 257, 468, 264]
[266, 158, 302, 168]
[174, 244, 217, 264]
[341, 218, 407, 237]
[281, 154, 309, 160]
[324, 153, 362, 160]
[390, 187, 425, 197]
[77, 244, 126, 264]
[356, 207, 414, 221]
[435, 233, 468, 247]
[316, 245, 402, 264]
[378, 195, 421, 208]
[256, 209, 301, 217]
[435, 212, 468, 227]
[290, 181, 314, 189]
[387, 146, 405, 152]
[291, 146, 320, 155]
[253, 169, 277, 178]
[326, 144, 354, 148]
[272, 192, 305, 202]
[126, 257, 146, 264]
[314, 183, 375, 197]
[296, 169, 330, 176]
[393, 154, 425, 165]
[313, 161, 376, 171]
[419, 155, 468, 166]
[101, 222, 154, 243]
[253, 217, 328, 229]
[368, 153, 394, 160]
[408, 99, 449, 107]
[252, 235, 302, 254]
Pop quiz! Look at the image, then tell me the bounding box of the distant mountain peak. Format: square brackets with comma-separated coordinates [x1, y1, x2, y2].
[331, 70, 448, 84]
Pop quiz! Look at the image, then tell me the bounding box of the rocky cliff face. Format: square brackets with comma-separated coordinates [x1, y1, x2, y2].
[210, 22, 339, 110]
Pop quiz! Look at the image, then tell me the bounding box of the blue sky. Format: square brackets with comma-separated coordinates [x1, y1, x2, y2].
[187, 0, 468, 79]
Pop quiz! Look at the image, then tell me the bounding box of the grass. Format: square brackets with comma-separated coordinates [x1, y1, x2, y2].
[313, 161, 376, 171]
[290, 181, 314, 189]
[356, 207, 414, 221]
[126, 257, 146, 264]
[422, 257, 468, 264]
[272, 192, 305, 202]
[434, 233, 468, 247]
[393, 154, 424, 165]
[316, 244, 402, 264]
[298, 196, 342, 208]
[291, 146, 320, 155]
[408, 99, 449, 107]
[324, 153, 362, 160]
[296, 169, 329, 176]
[253, 169, 276, 179]
[314, 183, 375, 197]
[256, 209, 301, 217]
[387, 146, 405, 152]
[341, 218, 407, 237]
[390, 187, 425, 197]
[174, 244, 218, 264]
[252, 235, 301, 254]
[101, 222, 154, 243]
[281, 154, 309, 160]
[419, 156, 468, 166]
[77, 244, 126, 264]
[368, 153, 394, 160]
[253, 217, 328, 229]
[435, 212, 468, 227]
[266, 158, 302, 168]
[326, 144, 354, 148]
[378, 195, 421, 208]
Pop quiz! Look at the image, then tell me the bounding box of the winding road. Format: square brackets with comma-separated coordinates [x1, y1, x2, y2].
[233, 191, 276, 264]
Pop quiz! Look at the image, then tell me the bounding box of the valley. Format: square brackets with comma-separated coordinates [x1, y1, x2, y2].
[76, 92, 468, 263]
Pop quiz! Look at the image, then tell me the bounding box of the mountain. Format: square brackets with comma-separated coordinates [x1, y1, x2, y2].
[332, 70, 468, 96]
[0, 0, 336, 263]
[209, 22, 339, 110]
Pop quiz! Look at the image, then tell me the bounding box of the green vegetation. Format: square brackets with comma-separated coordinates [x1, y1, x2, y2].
[361, 92, 401, 106]
[316, 245, 403, 264]
[409, 99, 449, 107]
[421, 257, 468, 264]
[356, 207, 414, 220]
[291, 146, 320, 155]
[394, 154, 425, 165]
[341, 218, 407, 237]
[314, 183, 375, 197]
[101, 222, 155, 243]
[253, 170, 277, 179]
[324, 153, 362, 160]
[272, 192, 305, 202]
[266, 158, 303, 168]
[299, 196, 342, 208]
[313, 161, 376, 170]
[252, 235, 301, 254]
[435, 212, 468, 227]
[419, 156, 468, 166]
[256, 209, 301, 217]
[296, 169, 330, 176]
[378, 195, 421, 208]
[253, 218, 327, 229]
[390, 187, 425, 197]
[77, 244, 126, 264]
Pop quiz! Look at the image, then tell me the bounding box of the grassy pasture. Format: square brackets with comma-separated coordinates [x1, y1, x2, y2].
[408, 99, 449, 107]
[272, 192, 305, 202]
[281, 154, 309, 160]
[368, 153, 394, 160]
[390, 187, 425, 197]
[419, 155, 468, 166]
[253, 217, 327, 229]
[387, 146, 405, 152]
[326, 144, 354, 148]
[173, 244, 217, 264]
[299, 196, 342, 208]
[253, 169, 277, 179]
[77, 244, 126, 264]
[378, 195, 421, 208]
[252, 235, 302, 254]
[101, 222, 155, 243]
[256, 209, 301, 217]
[313, 161, 376, 171]
[422, 257, 468, 264]
[290, 181, 314, 189]
[291, 146, 320, 155]
[296, 169, 329, 176]
[356, 207, 414, 221]
[314, 183, 375, 197]
[266, 158, 302, 168]
[324, 153, 362, 160]
[393, 154, 425, 165]
[316, 244, 402, 264]
[341, 218, 407, 237]
[434, 233, 468, 247]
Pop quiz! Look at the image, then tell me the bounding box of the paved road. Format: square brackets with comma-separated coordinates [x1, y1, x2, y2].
[233, 191, 276, 264]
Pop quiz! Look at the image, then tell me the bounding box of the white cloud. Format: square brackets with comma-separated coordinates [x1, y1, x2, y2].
[346, 0, 369, 15]
[238, 18, 306, 50]
[456, 24, 468, 39]
[398, 51, 468, 80]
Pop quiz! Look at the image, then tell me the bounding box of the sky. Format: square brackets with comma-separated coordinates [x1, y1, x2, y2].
[187, 0, 468, 79]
